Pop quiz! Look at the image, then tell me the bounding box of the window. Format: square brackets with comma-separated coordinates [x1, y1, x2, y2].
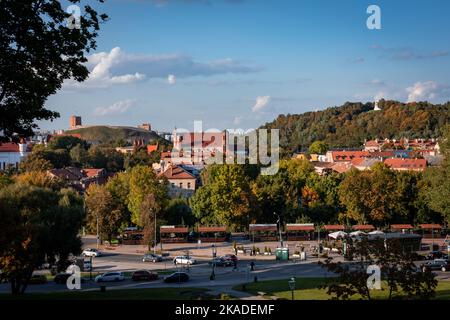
[179, 182, 183, 188]
[171, 183, 175, 188]
[187, 182, 191, 189]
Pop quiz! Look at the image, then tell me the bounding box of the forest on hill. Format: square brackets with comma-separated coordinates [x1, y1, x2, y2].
[261, 100, 450, 156]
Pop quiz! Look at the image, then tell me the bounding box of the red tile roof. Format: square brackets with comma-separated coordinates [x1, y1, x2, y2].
[384, 158, 427, 170]
[249, 224, 277, 231]
[331, 162, 353, 173]
[286, 224, 315, 231]
[198, 226, 227, 232]
[0, 142, 19, 152]
[323, 225, 345, 230]
[418, 224, 442, 229]
[331, 151, 369, 162]
[160, 165, 195, 179]
[160, 226, 189, 233]
[352, 225, 375, 230]
[390, 224, 413, 229]
[82, 168, 104, 178]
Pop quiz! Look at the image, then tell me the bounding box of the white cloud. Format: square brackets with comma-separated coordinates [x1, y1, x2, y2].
[65, 47, 260, 90]
[406, 81, 449, 102]
[252, 96, 271, 112]
[167, 74, 176, 85]
[94, 99, 137, 116]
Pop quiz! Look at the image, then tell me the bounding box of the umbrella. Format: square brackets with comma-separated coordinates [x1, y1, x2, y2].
[328, 231, 347, 239]
[350, 230, 367, 237]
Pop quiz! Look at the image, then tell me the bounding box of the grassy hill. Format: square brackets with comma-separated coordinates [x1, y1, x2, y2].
[261, 100, 450, 156]
[66, 125, 169, 145]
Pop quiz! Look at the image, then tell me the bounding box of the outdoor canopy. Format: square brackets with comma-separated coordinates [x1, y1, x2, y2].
[328, 231, 347, 239]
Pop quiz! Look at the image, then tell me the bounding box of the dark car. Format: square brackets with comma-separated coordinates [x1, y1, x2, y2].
[208, 257, 233, 267]
[54, 273, 71, 284]
[421, 259, 450, 272]
[164, 272, 189, 283]
[142, 253, 163, 263]
[223, 254, 238, 262]
[426, 251, 447, 260]
[132, 270, 158, 281]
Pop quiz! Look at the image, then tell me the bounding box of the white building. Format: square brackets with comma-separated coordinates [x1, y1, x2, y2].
[0, 141, 30, 170]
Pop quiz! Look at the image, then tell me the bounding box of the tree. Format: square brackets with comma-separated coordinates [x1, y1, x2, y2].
[338, 164, 399, 225]
[124, 148, 153, 169]
[190, 164, 257, 229]
[139, 194, 162, 251]
[424, 124, 450, 224]
[0, 0, 108, 139]
[0, 184, 84, 294]
[48, 136, 88, 151]
[319, 237, 437, 300]
[106, 172, 131, 229]
[166, 198, 195, 226]
[308, 141, 329, 154]
[70, 143, 89, 167]
[85, 184, 123, 242]
[19, 151, 53, 172]
[127, 165, 169, 226]
[15, 170, 64, 190]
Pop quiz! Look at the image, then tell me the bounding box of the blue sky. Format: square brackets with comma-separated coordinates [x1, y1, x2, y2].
[40, 0, 450, 132]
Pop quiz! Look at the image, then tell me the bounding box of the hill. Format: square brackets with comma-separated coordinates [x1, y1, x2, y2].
[66, 125, 169, 145]
[261, 100, 450, 155]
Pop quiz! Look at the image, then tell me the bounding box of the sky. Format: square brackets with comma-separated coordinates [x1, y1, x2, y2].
[39, 0, 450, 132]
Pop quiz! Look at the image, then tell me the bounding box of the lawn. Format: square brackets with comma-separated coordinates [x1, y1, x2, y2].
[233, 278, 450, 300]
[0, 287, 214, 300]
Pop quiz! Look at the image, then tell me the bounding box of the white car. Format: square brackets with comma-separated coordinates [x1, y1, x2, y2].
[95, 272, 124, 282]
[173, 256, 196, 265]
[82, 248, 102, 257]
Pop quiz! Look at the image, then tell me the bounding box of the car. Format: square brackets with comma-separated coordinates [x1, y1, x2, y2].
[28, 274, 47, 285]
[54, 273, 72, 284]
[164, 272, 189, 283]
[94, 272, 125, 282]
[173, 256, 196, 265]
[421, 259, 450, 272]
[426, 251, 446, 260]
[208, 257, 233, 267]
[82, 248, 102, 257]
[223, 254, 238, 262]
[142, 253, 163, 263]
[131, 270, 158, 281]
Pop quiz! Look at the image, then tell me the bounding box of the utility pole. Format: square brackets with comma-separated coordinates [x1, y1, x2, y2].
[274, 212, 283, 247]
[96, 213, 99, 250]
[154, 209, 157, 254]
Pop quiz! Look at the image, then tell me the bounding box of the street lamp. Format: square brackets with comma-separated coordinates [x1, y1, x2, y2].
[273, 212, 283, 247]
[288, 277, 296, 300]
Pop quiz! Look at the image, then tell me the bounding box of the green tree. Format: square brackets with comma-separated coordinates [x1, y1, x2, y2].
[0, 0, 108, 139]
[85, 184, 123, 242]
[308, 141, 329, 154]
[48, 136, 88, 151]
[70, 143, 89, 167]
[127, 165, 169, 226]
[0, 184, 84, 294]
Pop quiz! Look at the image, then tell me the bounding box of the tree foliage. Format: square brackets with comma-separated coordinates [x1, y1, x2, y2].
[0, 0, 108, 138]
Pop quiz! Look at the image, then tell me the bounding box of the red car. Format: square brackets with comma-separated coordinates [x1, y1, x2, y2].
[223, 254, 238, 262]
[131, 270, 158, 281]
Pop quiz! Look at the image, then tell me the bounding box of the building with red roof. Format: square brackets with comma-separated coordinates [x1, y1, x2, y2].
[0, 141, 31, 171]
[384, 158, 427, 171]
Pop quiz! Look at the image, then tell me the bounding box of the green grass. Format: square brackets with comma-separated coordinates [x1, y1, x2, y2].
[233, 278, 450, 300]
[0, 288, 213, 300]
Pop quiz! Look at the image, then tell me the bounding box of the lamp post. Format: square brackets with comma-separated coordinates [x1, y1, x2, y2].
[288, 277, 296, 300]
[274, 212, 283, 247]
[153, 209, 157, 254]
